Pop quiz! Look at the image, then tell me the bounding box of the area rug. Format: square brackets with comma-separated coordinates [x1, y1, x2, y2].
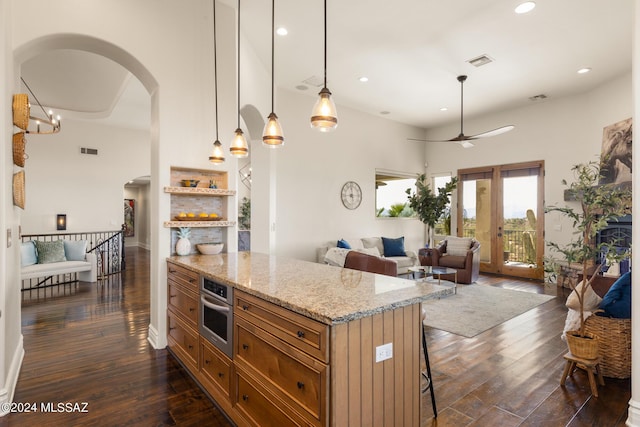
[422, 284, 555, 338]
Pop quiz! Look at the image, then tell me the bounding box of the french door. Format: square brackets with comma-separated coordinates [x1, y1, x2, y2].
[457, 161, 544, 280]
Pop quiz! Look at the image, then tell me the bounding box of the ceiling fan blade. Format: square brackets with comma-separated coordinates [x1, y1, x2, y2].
[468, 125, 515, 139]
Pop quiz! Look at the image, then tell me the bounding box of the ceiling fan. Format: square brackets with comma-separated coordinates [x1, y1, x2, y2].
[408, 75, 514, 148]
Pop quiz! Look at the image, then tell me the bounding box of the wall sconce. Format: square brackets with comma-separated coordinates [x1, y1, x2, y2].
[57, 214, 67, 231]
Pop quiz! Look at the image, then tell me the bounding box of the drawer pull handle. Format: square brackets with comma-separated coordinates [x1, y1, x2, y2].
[169, 326, 176, 331]
[297, 381, 305, 390]
[242, 394, 249, 401]
[242, 344, 249, 350]
[218, 372, 224, 378]
[297, 331, 305, 338]
[189, 278, 196, 283]
[188, 344, 193, 349]
[189, 307, 195, 312]
[242, 305, 249, 310]
[205, 359, 210, 365]
[169, 269, 176, 273]
[170, 294, 177, 298]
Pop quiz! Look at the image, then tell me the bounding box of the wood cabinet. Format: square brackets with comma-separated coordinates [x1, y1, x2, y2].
[167, 261, 199, 372]
[234, 290, 329, 427]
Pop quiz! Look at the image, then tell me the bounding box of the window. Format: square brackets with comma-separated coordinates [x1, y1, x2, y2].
[375, 170, 418, 218]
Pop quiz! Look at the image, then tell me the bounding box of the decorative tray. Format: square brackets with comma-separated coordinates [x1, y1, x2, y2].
[173, 216, 225, 222]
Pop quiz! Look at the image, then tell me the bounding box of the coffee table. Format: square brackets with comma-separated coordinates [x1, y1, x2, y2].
[408, 266, 458, 294]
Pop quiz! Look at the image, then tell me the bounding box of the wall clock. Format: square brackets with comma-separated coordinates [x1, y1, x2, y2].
[341, 181, 362, 210]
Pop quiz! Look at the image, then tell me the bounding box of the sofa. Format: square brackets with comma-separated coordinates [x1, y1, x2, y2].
[426, 236, 480, 284]
[344, 251, 398, 276]
[21, 239, 97, 284]
[317, 236, 418, 275]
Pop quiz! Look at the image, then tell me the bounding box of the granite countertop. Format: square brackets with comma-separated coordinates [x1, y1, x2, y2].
[167, 252, 453, 325]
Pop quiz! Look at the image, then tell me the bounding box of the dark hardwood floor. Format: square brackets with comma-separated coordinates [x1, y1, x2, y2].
[1, 248, 631, 426]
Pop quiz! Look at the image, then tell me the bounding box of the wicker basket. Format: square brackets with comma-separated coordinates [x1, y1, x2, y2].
[565, 330, 599, 360]
[12, 94, 30, 130]
[13, 171, 25, 209]
[585, 315, 631, 379]
[12, 132, 27, 167]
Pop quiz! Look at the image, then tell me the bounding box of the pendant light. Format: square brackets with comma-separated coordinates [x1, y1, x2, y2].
[209, 0, 225, 164]
[310, 0, 337, 132]
[230, 0, 249, 158]
[262, 0, 284, 147]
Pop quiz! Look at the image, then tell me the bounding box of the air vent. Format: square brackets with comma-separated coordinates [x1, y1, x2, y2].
[528, 94, 548, 101]
[80, 147, 99, 155]
[467, 54, 494, 67]
[302, 75, 324, 87]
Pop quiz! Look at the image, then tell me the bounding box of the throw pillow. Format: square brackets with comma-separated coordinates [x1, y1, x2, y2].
[21, 241, 37, 267]
[64, 240, 88, 261]
[362, 237, 384, 255]
[34, 240, 66, 264]
[337, 239, 352, 249]
[446, 237, 472, 256]
[598, 272, 631, 318]
[566, 280, 602, 311]
[382, 236, 406, 257]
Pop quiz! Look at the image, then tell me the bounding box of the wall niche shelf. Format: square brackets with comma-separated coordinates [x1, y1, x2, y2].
[165, 167, 236, 253]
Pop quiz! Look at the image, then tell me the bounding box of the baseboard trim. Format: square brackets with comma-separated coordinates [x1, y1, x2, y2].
[0, 335, 24, 417]
[626, 398, 640, 426]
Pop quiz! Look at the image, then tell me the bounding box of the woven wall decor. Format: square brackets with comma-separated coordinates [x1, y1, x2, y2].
[12, 94, 30, 130]
[13, 132, 27, 167]
[13, 170, 25, 209]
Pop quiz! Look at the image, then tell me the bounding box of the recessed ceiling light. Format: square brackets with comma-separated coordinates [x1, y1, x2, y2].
[276, 27, 288, 36]
[577, 67, 592, 74]
[440, 107, 448, 112]
[515, 2, 536, 14]
[380, 111, 390, 115]
[359, 76, 369, 83]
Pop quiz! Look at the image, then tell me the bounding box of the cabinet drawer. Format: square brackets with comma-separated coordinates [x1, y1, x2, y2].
[200, 339, 232, 398]
[167, 308, 199, 371]
[235, 368, 306, 427]
[167, 261, 199, 291]
[235, 317, 326, 425]
[235, 291, 329, 363]
[168, 280, 198, 326]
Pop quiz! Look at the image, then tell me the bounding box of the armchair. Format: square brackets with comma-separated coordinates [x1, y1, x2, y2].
[429, 237, 480, 284]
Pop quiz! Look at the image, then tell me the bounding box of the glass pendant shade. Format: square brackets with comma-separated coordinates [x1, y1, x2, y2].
[209, 140, 225, 164]
[230, 128, 249, 158]
[262, 112, 284, 147]
[310, 87, 338, 132]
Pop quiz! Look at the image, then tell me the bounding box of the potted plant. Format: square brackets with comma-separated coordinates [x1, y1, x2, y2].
[406, 174, 457, 247]
[545, 160, 631, 358]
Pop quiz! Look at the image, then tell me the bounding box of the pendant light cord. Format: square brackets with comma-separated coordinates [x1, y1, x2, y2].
[459, 77, 464, 135]
[323, 0, 327, 89]
[213, 0, 219, 141]
[237, 0, 241, 129]
[270, 0, 275, 113]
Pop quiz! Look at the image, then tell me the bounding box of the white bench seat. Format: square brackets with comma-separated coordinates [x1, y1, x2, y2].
[21, 253, 97, 283]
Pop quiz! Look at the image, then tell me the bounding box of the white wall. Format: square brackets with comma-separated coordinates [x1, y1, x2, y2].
[22, 119, 150, 234]
[422, 72, 633, 256]
[270, 88, 428, 261]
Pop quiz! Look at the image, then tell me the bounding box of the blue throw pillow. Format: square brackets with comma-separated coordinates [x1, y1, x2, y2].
[337, 239, 351, 249]
[599, 271, 631, 318]
[382, 236, 406, 257]
[21, 241, 37, 267]
[64, 240, 88, 261]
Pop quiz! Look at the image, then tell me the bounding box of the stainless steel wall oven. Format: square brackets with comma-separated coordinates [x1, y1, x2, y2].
[199, 276, 234, 358]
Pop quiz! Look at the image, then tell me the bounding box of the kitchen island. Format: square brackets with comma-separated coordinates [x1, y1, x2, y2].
[167, 252, 452, 426]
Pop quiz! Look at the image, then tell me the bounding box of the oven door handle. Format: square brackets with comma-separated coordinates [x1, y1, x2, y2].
[200, 295, 231, 312]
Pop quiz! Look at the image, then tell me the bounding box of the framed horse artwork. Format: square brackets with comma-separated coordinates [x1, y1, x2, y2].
[599, 117, 632, 185]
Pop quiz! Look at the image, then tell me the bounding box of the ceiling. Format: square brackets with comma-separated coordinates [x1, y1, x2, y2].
[19, 0, 633, 133]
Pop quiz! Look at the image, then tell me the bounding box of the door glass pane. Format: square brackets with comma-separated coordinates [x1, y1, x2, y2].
[462, 178, 492, 263]
[502, 175, 538, 268]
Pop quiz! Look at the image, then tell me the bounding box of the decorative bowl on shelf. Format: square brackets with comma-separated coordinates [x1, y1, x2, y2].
[180, 179, 200, 187]
[197, 243, 224, 255]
